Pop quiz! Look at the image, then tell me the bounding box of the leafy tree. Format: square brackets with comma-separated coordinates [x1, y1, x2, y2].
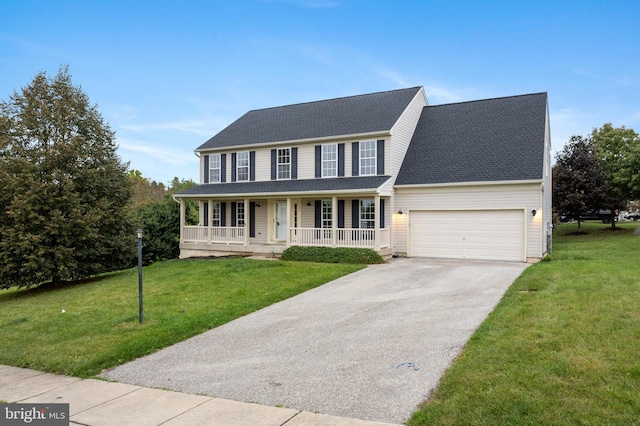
[130, 176, 198, 265]
[552, 135, 609, 232]
[128, 169, 166, 208]
[0, 66, 134, 289]
[592, 123, 640, 227]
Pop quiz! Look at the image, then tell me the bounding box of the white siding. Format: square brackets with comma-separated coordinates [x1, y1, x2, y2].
[542, 106, 552, 255]
[389, 87, 428, 179]
[394, 183, 543, 260]
[252, 199, 268, 243]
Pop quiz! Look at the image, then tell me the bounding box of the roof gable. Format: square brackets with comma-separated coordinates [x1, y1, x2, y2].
[395, 93, 548, 185]
[197, 87, 423, 150]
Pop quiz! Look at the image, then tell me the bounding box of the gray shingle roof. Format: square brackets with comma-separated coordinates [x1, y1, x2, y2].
[176, 176, 392, 197]
[395, 93, 548, 185]
[197, 87, 422, 150]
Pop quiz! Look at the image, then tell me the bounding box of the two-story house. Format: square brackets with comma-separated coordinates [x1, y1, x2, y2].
[174, 86, 551, 262]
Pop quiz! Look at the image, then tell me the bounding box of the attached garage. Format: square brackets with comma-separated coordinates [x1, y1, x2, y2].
[409, 210, 525, 262]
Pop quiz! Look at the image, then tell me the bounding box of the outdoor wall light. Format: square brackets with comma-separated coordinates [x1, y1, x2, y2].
[255, 204, 261, 208]
[531, 209, 537, 217]
[306, 202, 312, 206]
[397, 209, 404, 215]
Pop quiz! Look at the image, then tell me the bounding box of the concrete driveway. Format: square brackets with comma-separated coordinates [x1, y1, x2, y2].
[101, 258, 528, 424]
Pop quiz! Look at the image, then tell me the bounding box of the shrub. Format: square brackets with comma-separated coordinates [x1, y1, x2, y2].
[280, 246, 384, 264]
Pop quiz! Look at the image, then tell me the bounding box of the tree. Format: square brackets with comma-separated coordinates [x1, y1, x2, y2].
[552, 135, 610, 232]
[128, 169, 166, 208]
[129, 176, 198, 265]
[592, 123, 640, 227]
[0, 66, 134, 289]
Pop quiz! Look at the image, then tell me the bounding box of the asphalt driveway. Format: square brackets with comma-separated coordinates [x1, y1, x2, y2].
[101, 258, 528, 424]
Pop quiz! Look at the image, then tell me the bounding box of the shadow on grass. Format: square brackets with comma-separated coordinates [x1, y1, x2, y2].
[0, 268, 134, 302]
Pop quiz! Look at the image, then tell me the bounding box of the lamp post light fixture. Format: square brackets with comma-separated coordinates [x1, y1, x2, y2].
[137, 228, 143, 324]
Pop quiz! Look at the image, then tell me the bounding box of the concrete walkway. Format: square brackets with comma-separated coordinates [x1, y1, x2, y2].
[0, 365, 399, 426]
[102, 258, 528, 424]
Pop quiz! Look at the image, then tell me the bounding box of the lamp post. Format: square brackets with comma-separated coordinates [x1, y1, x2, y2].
[137, 228, 143, 324]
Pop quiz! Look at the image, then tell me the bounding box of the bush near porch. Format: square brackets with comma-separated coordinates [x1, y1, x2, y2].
[280, 246, 384, 264]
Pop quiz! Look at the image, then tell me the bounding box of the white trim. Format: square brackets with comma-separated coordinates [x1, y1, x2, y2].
[395, 179, 543, 189]
[195, 131, 392, 153]
[174, 187, 386, 199]
[321, 143, 338, 178]
[276, 147, 291, 180]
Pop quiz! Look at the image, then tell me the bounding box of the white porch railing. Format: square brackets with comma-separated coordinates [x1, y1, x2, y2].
[290, 227, 390, 249]
[183, 226, 245, 244]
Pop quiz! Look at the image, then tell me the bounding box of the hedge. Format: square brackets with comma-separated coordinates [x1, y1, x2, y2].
[280, 246, 385, 264]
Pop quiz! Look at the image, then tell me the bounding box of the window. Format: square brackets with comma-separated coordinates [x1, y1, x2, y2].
[322, 144, 337, 177]
[236, 202, 245, 227]
[360, 140, 376, 176]
[211, 202, 221, 226]
[277, 148, 290, 180]
[209, 154, 221, 183]
[360, 199, 375, 229]
[236, 152, 249, 182]
[322, 200, 332, 229]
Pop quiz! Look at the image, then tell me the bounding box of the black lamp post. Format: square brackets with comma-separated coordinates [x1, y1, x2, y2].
[137, 228, 143, 324]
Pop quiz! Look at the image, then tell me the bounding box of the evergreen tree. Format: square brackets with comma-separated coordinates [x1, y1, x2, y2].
[0, 66, 134, 289]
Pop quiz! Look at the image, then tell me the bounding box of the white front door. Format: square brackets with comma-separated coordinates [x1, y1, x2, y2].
[275, 202, 287, 240]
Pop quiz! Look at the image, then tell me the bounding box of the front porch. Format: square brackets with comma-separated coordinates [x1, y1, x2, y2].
[177, 195, 392, 257]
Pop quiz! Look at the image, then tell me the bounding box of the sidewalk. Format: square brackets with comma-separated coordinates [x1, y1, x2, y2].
[0, 365, 402, 426]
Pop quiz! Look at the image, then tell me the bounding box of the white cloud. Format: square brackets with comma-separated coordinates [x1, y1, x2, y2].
[117, 138, 196, 166]
[119, 119, 216, 136]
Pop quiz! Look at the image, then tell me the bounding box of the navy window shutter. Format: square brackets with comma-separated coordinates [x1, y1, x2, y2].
[314, 200, 321, 228]
[271, 149, 277, 180]
[352, 142, 359, 176]
[315, 146, 321, 178]
[231, 202, 237, 227]
[221, 202, 226, 226]
[231, 153, 237, 182]
[203, 202, 209, 226]
[377, 140, 385, 175]
[204, 155, 209, 183]
[291, 147, 298, 179]
[380, 199, 385, 228]
[221, 154, 226, 182]
[338, 200, 345, 228]
[352, 199, 360, 228]
[249, 202, 256, 237]
[250, 151, 256, 181]
[338, 143, 345, 177]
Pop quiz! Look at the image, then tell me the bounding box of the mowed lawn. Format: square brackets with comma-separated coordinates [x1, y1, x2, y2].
[409, 222, 640, 425]
[0, 258, 363, 377]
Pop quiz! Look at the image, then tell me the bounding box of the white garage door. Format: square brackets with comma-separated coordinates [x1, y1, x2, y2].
[410, 210, 524, 261]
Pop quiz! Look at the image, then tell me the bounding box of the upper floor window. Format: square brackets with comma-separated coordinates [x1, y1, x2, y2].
[322, 144, 337, 177]
[237, 151, 249, 182]
[360, 199, 375, 229]
[360, 140, 376, 176]
[278, 148, 290, 180]
[209, 154, 221, 183]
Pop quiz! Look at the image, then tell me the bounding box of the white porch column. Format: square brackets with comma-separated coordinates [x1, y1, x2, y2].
[286, 197, 292, 247]
[374, 195, 380, 251]
[207, 200, 212, 244]
[179, 199, 185, 243]
[244, 198, 250, 246]
[331, 196, 338, 248]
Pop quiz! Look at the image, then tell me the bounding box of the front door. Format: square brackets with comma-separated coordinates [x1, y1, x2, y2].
[275, 202, 287, 240]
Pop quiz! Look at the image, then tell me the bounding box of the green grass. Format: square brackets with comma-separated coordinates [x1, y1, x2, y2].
[409, 221, 640, 425]
[0, 258, 363, 377]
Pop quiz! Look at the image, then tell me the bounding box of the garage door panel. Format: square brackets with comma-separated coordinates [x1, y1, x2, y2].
[410, 210, 524, 262]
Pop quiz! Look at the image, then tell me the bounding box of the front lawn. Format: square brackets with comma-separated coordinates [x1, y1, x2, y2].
[0, 258, 363, 377]
[409, 221, 640, 425]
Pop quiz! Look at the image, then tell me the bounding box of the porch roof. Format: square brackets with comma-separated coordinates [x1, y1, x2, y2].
[175, 176, 392, 198]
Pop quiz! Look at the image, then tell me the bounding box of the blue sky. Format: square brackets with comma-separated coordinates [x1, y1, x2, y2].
[1, 0, 639, 184]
